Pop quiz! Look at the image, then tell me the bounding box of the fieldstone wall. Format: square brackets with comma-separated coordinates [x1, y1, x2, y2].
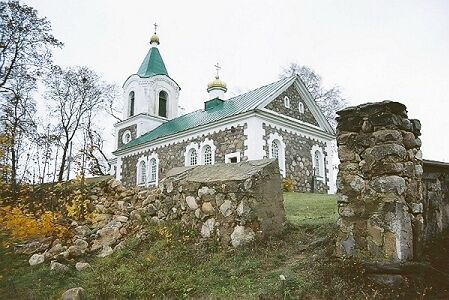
[422, 160, 449, 241]
[265, 85, 319, 126]
[159, 159, 286, 246]
[263, 124, 328, 193]
[335, 101, 423, 261]
[120, 124, 247, 186]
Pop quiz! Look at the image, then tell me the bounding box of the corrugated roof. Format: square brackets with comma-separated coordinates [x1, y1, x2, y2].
[137, 47, 168, 77]
[117, 76, 293, 152]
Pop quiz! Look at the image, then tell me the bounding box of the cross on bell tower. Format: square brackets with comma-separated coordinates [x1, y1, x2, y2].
[214, 62, 221, 79]
[153, 22, 158, 34]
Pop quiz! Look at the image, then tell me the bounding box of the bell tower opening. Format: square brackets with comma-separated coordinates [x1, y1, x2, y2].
[129, 91, 135, 117]
[158, 90, 168, 118]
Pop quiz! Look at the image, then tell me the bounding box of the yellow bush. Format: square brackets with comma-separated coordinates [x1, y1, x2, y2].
[0, 205, 68, 240]
[282, 177, 295, 192]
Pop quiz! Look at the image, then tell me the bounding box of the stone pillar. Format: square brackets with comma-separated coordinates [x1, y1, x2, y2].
[335, 101, 423, 261]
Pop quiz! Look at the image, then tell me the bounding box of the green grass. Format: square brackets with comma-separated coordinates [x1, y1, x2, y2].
[1, 192, 447, 299]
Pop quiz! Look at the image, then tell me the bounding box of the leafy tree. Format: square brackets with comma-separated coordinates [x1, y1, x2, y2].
[45, 66, 115, 182]
[0, 0, 62, 90]
[280, 63, 347, 128]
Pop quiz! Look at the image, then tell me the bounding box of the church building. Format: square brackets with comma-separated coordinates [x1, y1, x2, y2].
[111, 30, 335, 193]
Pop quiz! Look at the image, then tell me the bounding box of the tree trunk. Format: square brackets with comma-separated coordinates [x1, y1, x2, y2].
[57, 140, 70, 182]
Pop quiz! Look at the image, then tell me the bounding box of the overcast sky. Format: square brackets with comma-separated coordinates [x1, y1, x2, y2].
[25, 0, 449, 162]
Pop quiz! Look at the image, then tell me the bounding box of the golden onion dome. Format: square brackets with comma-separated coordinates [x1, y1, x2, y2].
[150, 33, 160, 45]
[207, 76, 227, 91]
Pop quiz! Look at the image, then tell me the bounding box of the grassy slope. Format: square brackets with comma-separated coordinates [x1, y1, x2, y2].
[1, 193, 447, 299]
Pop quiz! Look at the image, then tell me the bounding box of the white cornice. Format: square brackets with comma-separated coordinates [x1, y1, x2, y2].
[114, 113, 167, 128]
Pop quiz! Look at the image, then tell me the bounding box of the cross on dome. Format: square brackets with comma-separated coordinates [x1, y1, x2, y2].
[214, 62, 221, 78]
[153, 22, 158, 34]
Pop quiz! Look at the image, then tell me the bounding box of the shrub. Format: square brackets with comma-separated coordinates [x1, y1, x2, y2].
[282, 177, 294, 192]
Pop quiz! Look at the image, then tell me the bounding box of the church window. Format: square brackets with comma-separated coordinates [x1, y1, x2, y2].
[138, 160, 146, 185]
[149, 158, 157, 183]
[311, 145, 324, 181]
[268, 134, 286, 177]
[284, 96, 290, 108]
[189, 148, 198, 166]
[225, 152, 241, 163]
[158, 91, 168, 118]
[299, 102, 304, 114]
[129, 91, 135, 117]
[271, 141, 279, 159]
[203, 145, 212, 165]
[122, 130, 132, 144]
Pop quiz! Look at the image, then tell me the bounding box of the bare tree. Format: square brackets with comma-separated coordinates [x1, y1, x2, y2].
[45, 66, 114, 182]
[0, 1, 62, 90]
[280, 63, 347, 128]
[0, 68, 37, 192]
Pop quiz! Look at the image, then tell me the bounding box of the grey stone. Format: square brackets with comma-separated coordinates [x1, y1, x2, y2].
[219, 200, 233, 217]
[341, 233, 355, 256]
[114, 215, 129, 223]
[75, 262, 90, 271]
[50, 261, 69, 273]
[230, 225, 255, 247]
[97, 245, 113, 258]
[201, 202, 215, 215]
[369, 176, 406, 195]
[29, 253, 45, 266]
[61, 287, 85, 300]
[201, 218, 215, 238]
[185, 196, 198, 210]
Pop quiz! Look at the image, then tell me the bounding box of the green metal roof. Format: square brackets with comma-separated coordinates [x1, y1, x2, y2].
[116, 76, 294, 152]
[137, 46, 168, 77]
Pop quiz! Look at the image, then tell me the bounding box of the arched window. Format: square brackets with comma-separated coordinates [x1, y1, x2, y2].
[138, 160, 146, 185]
[284, 96, 290, 108]
[314, 150, 324, 178]
[203, 145, 212, 165]
[129, 91, 135, 117]
[189, 148, 198, 166]
[149, 158, 157, 183]
[268, 134, 286, 177]
[158, 91, 168, 118]
[299, 102, 304, 114]
[124, 132, 131, 143]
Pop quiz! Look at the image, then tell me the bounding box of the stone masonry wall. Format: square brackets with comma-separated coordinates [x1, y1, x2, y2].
[422, 161, 449, 241]
[120, 124, 247, 186]
[335, 101, 423, 262]
[265, 85, 319, 126]
[263, 124, 328, 193]
[117, 124, 137, 148]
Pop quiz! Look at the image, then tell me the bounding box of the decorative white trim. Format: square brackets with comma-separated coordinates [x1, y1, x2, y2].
[225, 152, 241, 163]
[147, 152, 159, 186]
[244, 116, 265, 160]
[199, 138, 216, 165]
[311, 144, 325, 181]
[136, 155, 148, 186]
[116, 157, 122, 181]
[184, 142, 199, 166]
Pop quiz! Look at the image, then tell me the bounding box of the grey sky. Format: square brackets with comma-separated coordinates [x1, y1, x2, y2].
[25, 0, 449, 162]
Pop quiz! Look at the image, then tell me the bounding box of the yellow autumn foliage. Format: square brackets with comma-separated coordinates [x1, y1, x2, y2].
[0, 205, 68, 241]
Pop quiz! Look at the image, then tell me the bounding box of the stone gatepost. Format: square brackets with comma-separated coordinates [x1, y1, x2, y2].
[335, 101, 423, 261]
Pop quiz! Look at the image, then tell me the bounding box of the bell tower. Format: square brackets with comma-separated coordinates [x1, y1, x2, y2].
[114, 25, 181, 149]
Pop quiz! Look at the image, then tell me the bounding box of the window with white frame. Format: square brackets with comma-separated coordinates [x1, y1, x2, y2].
[200, 138, 216, 165]
[268, 133, 286, 177]
[149, 158, 157, 183]
[203, 145, 212, 165]
[189, 148, 198, 166]
[225, 152, 240, 163]
[298, 102, 304, 114]
[311, 145, 325, 180]
[138, 160, 146, 185]
[122, 130, 132, 144]
[284, 96, 290, 108]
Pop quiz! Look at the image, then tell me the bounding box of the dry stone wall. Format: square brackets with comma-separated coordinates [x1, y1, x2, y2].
[335, 101, 423, 261]
[422, 161, 449, 241]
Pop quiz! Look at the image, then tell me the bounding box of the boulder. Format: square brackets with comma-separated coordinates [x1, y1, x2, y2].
[61, 287, 85, 300]
[230, 225, 255, 247]
[29, 253, 45, 266]
[50, 261, 69, 273]
[75, 262, 90, 271]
